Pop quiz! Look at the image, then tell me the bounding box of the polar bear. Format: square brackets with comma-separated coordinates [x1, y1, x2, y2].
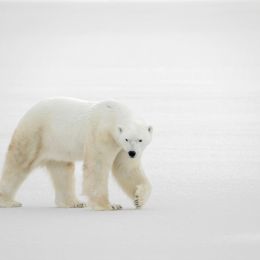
[0, 97, 152, 210]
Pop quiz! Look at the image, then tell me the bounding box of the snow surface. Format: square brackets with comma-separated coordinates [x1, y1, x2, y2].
[0, 1, 260, 259]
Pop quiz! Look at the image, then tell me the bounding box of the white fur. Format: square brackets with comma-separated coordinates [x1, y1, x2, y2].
[0, 97, 152, 210]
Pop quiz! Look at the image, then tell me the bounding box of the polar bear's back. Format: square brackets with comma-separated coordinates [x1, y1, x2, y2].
[11, 98, 95, 161]
[22, 97, 93, 123]
[13, 97, 131, 162]
[21, 97, 130, 125]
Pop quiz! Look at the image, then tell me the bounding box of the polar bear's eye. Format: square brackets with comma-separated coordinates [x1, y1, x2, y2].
[139, 139, 143, 142]
[125, 139, 128, 142]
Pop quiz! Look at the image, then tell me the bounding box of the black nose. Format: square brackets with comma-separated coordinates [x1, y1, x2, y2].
[128, 151, 136, 158]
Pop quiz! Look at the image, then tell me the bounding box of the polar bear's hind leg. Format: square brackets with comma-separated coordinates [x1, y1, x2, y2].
[0, 129, 41, 207]
[0, 157, 27, 208]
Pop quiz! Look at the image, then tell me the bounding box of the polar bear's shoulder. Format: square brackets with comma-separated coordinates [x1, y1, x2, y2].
[92, 100, 133, 121]
[93, 100, 129, 111]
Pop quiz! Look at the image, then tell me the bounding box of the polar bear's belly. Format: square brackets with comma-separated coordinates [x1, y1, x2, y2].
[45, 141, 85, 162]
[43, 125, 86, 162]
[43, 136, 85, 162]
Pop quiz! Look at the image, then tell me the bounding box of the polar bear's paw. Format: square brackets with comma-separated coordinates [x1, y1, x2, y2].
[0, 198, 22, 208]
[89, 202, 122, 211]
[134, 195, 142, 209]
[56, 200, 87, 208]
[134, 184, 151, 209]
[72, 202, 87, 208]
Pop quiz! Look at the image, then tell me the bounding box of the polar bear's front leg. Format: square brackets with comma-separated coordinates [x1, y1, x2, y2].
[112, 151, 151, 209]
[45, 161, 86, 208]
[83, 146, 122, 211]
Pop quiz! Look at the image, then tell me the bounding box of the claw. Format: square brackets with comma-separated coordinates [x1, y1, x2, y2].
[111, 204, 122, 210]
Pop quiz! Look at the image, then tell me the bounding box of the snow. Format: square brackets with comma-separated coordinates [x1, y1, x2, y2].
[0, 1, 260, 259]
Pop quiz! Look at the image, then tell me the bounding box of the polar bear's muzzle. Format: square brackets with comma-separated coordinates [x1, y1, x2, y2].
[128, 151, 136, 158]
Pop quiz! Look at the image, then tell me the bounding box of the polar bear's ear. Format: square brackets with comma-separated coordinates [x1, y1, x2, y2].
[118, 126, 123, 134]
[148, 126, 153, 133]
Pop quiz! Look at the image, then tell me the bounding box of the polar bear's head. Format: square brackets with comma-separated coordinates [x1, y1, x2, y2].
[115, 123, 153, 159]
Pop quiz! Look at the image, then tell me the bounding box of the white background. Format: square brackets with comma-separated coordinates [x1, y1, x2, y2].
[0, 1, 260, 259]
